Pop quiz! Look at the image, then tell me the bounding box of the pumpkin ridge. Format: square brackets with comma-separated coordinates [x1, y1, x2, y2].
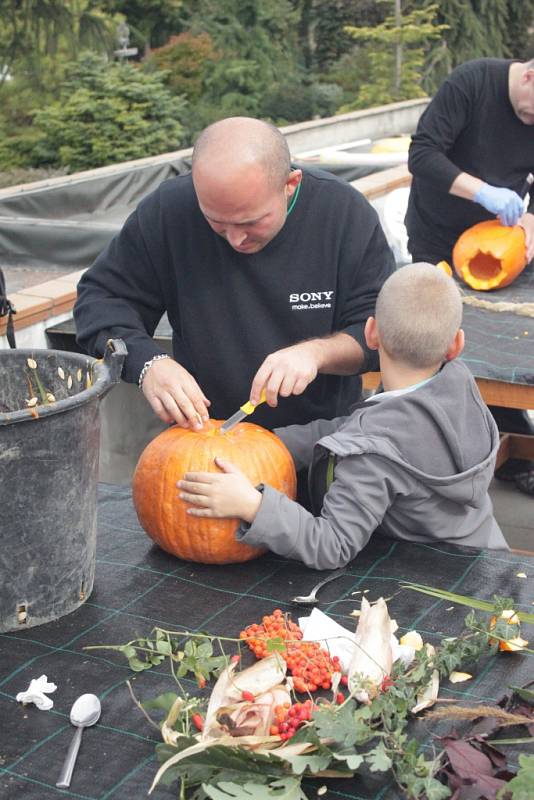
[133, 420, 296, 565]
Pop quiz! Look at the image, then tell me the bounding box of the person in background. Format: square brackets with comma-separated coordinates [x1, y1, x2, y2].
[405, 58, 534, 496]
[178, 264, 507, 570]
[74, 117, 395, 436]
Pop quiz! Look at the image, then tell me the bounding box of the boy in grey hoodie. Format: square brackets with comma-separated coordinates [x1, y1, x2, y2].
[178, 263, 508, 569]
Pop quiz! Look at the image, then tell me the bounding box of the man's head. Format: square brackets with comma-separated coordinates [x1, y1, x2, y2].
[192, 117, 302, 254]
[366, 263, 464, 369]
[509, 60, 534, 125]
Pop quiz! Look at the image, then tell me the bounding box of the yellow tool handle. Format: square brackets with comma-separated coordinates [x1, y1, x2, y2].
[239, 389, 267, 416]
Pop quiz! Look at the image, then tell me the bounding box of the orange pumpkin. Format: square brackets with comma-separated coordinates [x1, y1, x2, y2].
[452, 219, 527, 291]
[132, 420, 297, 564]
[436, 261, 453, 277]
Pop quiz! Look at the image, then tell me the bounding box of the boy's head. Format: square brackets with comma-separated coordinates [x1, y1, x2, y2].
[368, 263, 463, 369]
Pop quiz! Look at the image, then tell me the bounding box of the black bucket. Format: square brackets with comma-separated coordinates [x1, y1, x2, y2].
[0, 339, 126, 632]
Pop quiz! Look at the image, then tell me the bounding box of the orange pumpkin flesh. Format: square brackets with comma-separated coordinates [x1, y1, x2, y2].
[132, 419, 297, 564]
[452, 220, 527, 291]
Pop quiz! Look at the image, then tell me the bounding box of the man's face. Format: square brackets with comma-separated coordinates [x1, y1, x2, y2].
[511, 68, 534, 125]
[194, 168, 301, 254]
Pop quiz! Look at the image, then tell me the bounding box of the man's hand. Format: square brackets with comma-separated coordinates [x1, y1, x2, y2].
[177, 458, 262, 523]
[519, 211, 534, 262]
[141, 357, 210, 428]
[249, 334, 363, 407]
[249, 340, 322, 407]
[474, 183, 524, 226]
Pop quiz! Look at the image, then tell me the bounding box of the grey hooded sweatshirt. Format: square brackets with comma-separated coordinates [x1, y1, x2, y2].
[235, 360, 507, 569]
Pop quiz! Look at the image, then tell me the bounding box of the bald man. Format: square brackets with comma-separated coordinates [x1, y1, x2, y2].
[75, 117, 395, 433]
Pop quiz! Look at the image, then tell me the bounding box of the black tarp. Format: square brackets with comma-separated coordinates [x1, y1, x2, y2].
[0, 484, 532, 799]
[0, 158, 192, 268]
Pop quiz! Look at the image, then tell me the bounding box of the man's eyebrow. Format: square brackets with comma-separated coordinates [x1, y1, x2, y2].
[204, 213, 264, 225]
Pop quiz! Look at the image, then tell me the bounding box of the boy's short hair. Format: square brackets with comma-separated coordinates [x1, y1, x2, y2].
[376, 263, 463, 368]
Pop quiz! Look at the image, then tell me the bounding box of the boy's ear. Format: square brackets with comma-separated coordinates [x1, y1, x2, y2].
[445, 329, 465, 361]
[364, 316, 379, 350]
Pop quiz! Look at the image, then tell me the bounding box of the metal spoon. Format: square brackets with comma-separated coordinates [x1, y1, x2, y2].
[291, 568, 348, 606]
[56, 693, 101, 789]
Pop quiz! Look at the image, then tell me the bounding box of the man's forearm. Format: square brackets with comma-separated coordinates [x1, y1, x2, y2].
[449, 172, 484, 200]
[308, 331, 366, 375]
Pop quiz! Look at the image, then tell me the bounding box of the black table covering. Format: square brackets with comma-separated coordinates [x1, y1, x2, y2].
[460, 261, 534, 385]
[0, 484, 532, 799]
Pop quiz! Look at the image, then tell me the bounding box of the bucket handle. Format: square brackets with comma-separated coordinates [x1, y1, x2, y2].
[104, 338, 128, 383]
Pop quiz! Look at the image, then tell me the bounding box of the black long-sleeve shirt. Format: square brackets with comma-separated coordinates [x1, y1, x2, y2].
[406, 59, 534, 263]
[74, 167, 394, 429]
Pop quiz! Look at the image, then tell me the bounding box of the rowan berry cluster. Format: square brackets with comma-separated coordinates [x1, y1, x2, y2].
[240, 608, 302, 659]
[270, 700, 315, 740]
[240, 609, 341, 693]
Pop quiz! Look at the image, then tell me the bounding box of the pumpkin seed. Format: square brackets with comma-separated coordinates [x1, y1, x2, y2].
[67, 375, 73, 389]
[58, 367, 65, 380]
[77, 368, 82, 382]
[26, 397, 38, 407]
[27, 358, 37, 369]
[46, 393, 56, 403]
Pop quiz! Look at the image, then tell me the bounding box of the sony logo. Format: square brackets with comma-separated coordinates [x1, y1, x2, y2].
[289, 291, 334, 302]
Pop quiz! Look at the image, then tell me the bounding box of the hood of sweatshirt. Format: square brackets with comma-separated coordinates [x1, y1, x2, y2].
[318, 360, 500, 508]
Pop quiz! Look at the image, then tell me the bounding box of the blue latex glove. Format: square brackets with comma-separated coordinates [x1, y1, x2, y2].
[473, 183, 524, 226]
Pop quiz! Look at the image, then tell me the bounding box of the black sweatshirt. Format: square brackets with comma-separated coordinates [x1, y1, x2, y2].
[74, 167, 394, 429]
[406, 59, 534, 263]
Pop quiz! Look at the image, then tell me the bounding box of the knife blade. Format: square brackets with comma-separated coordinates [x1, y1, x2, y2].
[220, 389, 267, 432]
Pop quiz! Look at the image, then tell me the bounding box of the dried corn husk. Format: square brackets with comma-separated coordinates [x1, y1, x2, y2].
[348, 597, 392, 702]
[412, 669, 440, 713]
[203, 654, 286, 740]
[411, 644, 439, 714]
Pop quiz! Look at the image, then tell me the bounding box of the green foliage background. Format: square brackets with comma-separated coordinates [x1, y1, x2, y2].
[1, 0, 534, 179]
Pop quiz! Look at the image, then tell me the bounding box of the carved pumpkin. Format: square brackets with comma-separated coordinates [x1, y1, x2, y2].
[452, 220, 527, 291]
[132, 420, 297, 564]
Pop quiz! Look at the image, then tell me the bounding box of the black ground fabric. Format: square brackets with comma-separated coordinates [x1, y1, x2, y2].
[460, 262, 534, 385]
[0, 484, 532, 799]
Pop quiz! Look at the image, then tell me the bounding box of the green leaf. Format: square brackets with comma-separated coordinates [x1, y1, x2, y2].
[202, 777, 306, 800]
[128, 656, 151, 672]
[197, 641, 214, 658]
[497, 754, 534, 799]
[510, 686, 534, 704]
[156, 639, 173, 656]
[120, 645, 138, 659]
[332, 751, 364, 770]
[266, 637, 286, 653]
[276, 747, 332, 776]
[143, 692, 180, 713]
[366, 742, 392, 773]
[409, 776, 451, 800]
[402, 584, 534, 623]
[313, 702, 362, 748]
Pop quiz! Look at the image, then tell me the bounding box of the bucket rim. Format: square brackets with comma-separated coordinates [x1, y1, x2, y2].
[0, 341, 125, 425]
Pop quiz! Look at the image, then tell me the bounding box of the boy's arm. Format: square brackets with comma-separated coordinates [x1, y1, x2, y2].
[274, 416, 348, 471]
[236, 454, 396, 570]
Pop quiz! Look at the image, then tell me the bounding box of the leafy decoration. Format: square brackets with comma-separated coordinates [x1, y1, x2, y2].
[90, 592, 532, 800]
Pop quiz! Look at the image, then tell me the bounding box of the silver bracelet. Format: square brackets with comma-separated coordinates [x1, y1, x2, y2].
[138, 353, 171, 389]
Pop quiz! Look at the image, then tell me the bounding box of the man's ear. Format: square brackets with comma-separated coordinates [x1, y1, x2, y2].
[364, 316, 379, 350]
[285, 169, 302, 199]
[445, 328, 465, 361]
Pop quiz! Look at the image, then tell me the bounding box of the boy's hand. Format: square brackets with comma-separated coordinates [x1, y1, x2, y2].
[177, 458, 262, 523]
